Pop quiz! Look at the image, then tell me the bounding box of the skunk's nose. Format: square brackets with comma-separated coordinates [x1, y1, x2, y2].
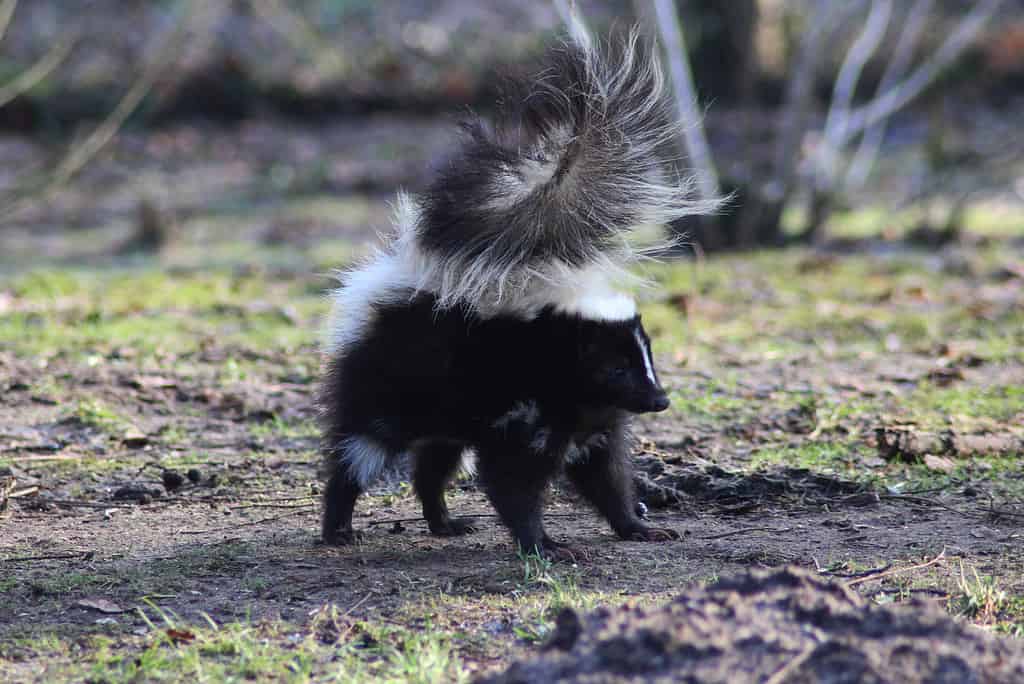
[650, 392, 671, 413]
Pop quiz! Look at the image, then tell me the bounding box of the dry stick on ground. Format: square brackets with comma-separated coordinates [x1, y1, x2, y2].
[765, 643, 818, 684]
[9, 486, 39, 498]
[178, 508, 310, 535]
[229, 501, 316, 511]
[2, 551, 93, 563]
[699, 527, 791, 541]
[845, 548, 947, 587]
[43, 499, 137, 509]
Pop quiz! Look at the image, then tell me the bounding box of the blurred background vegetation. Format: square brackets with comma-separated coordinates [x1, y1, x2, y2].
[0, 0, 1022, 262]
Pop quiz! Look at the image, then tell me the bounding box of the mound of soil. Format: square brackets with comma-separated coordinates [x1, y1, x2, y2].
[479, 568, 1024, 684]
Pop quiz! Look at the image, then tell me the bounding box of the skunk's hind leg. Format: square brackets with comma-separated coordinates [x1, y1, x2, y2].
[566, 422, 680, 543]
[413, 441, 477, 536]
[321, 435, 389, 545]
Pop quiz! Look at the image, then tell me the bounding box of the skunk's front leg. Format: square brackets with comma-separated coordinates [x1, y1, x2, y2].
[566, 419, 680, 543]
[476, 408, 566, 558]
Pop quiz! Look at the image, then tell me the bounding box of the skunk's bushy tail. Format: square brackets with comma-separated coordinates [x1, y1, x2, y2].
[406, 29, 716, 312]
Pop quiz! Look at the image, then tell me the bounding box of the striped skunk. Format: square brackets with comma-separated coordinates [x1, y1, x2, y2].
[320, 29, 713, 557]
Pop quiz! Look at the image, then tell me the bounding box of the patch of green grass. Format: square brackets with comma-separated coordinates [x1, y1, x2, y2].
[750, 442, 875, 478]
[510, 552, 607, 644]
[906, 384, 1024, 426]
[249, 416, 319, 441]
[0, 264, 325, 357]
[953, 563, 1009, 625]
[669, 381, 746, 418]
[26, 572, 114, 597]
[89, 615, 318, 684]
[68, 398, 132, 434]
[9, 269, 83, 299]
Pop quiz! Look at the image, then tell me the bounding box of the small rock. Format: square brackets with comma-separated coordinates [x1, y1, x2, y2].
[112, 486, 160, 503]
[122, 429, 149, 449]
[923, 454, 956, 473]
[162, 470, 185, 492]
[77, 598, 125, 614]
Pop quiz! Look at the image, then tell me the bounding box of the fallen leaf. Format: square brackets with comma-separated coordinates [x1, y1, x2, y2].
[926, 366, 965, 387]
[77, 598, 125, 614]
[166, 628, 196, 644]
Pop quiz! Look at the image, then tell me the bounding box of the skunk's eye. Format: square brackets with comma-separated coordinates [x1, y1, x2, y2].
[612, 367, 628, 377]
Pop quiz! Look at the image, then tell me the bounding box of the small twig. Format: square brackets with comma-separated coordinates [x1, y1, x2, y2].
[0, 0, 17, 42]
[44, 499, 136, 509]
[699, 527, 789, 541]
[229, 501, 315, 511]
[765, 644, 818, 684]
[863, 586, 948, 599]
[0, 36, 76, 108]
[2, 551, 92, 563]
[178, 508, 310, 535]
[9, 486, 39, 498]
[8, 453, 83, 463]
[819, 563, 892, 580]
[881, 494, 983, 519]
[845, 549, 946, 587]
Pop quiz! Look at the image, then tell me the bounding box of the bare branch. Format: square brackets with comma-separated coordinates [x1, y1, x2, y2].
[817, 0, 893, 184]
[650, 0, 719, 200]
[249, 0, 346, 78]
[0, 37, 75, 109]
[0, 1, 197, 219]
[845, 0, 934, 190]
[552, 0, 592, 52]
[839, 0, 1003, 147]
[772, 0, 859, 199]
[0, 0, 17, 43]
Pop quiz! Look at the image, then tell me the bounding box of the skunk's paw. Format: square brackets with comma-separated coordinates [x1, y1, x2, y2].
[541, 536, 591, 563]
[429, 517, 479, 537]
[321, 528, 363, 546]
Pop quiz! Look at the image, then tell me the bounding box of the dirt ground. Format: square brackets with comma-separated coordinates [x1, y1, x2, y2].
[1, 109, 1023, 682]
[481, 567, 1024, 683]
[2, 302, 1023, 681]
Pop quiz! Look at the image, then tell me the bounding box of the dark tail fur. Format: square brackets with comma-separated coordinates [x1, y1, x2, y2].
[406, 29, 717, 313]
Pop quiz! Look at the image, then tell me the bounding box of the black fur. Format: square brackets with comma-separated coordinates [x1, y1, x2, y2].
[319, 292, 672, 553]
[400, 31, 710, 314]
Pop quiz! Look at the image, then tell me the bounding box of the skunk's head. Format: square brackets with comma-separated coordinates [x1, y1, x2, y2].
[575, 315, 670, 414]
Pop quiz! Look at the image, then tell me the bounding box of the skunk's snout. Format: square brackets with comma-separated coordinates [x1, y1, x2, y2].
[625, 385, 669, 414]
[649, 390, 670, 413]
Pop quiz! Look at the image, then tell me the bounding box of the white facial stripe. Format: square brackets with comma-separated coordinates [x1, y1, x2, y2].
[634, 328, 657, 384]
